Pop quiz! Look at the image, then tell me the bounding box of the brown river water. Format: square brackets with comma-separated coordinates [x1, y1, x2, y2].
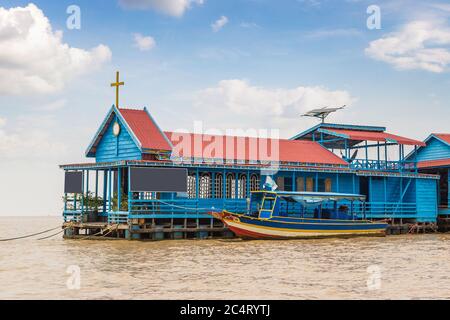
[1, 216, 450, 300]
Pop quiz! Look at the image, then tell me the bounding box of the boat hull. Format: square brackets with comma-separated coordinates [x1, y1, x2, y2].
[211, 211, 388, 239]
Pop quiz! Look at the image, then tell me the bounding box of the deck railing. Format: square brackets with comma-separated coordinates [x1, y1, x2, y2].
[64, 200, 418, 223]
[127, 198, 248, 219]
[63, 210, 83, 222]
[108, 211, 129, 224]
[349, 159, 417, 172]
[358, 202, 417, 219]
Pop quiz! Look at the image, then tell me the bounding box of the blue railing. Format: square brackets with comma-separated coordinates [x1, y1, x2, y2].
[127, 198, 247, 219]
[108, 211, 129, 224]
[360, 202, 417, 219]
[63, 210, 83, 222]
[64, 200, 418, 223]
[349, 159, 417, 172]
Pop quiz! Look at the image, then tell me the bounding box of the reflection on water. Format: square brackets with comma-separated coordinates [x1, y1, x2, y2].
[1, 216, 450, 299]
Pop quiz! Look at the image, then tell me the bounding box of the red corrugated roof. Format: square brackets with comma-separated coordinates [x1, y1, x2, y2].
[119, 108, 172, 151]
[418, 159, 450, 168]
[433, 133, 450, 145]
[324, 128, 426, 146]
[164, 132, 348, 165]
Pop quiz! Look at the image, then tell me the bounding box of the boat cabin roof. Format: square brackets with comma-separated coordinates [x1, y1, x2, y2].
[252, 190, 366, 201]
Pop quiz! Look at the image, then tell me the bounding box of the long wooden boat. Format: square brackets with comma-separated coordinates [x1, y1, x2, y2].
[210, 191, 388, 239]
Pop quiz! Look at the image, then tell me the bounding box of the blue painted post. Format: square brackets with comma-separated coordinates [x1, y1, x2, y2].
[195, 168, 199, 199]
[222, 169, 226, 210]
[448, 169, 450, 208]
[108, 169, 112, 212]
[81, 170, 84, 214]
[399, 177, 403, 216]
[384, 177, 387, 216]
[377, 142, 380, 170]
[365, 141, 368, 165]
[211, 172, 215, 198]
[95, 170, 98, 200]
[336, 173, 339, 193]
[385, 143, 388, 165]
[74, 171, 77, 211]
[86, 170, 89, 205]
[247, 170, 250, 197]
[235, 171, 239, 199]
[118, 168, 122, 212]
[103, 170, 107, 214]
[128, 166, 131, 213]
[292, 171, 296, 192]
[344, 139, 348, 158]
[352, 174, 356, 194]
[315, 172, 318, 192]
[414, 146, 418, 173]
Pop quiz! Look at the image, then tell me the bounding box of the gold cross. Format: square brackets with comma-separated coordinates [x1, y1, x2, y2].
[111, 71, 125, 108]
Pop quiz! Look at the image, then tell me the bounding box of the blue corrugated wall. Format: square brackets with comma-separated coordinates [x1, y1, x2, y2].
[96, 115, 142, 162]
[416, 178, 438, 222]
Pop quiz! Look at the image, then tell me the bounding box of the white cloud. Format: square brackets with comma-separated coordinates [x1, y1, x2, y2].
[119, 0, 204, 17]
[193, 79, 354, 135]
[365, 20, 450, 73]
[0, 115, 67, 159]
[211, 16, 228, 32]
[0, 4, 112, 95]
[133, 33, 156, 51]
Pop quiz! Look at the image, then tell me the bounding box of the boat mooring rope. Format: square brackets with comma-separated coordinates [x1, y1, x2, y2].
[0, 225, 70, 242]
[79, 224, 119, 239]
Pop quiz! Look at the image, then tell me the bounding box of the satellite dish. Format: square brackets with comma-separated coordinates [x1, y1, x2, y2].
[302, 105, 346, 123]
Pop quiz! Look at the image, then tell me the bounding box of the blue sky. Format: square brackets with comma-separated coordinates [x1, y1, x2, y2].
[1, 0, 450, 215]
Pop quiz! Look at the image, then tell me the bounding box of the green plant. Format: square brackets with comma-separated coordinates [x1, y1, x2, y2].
[111, 192, 128, 211]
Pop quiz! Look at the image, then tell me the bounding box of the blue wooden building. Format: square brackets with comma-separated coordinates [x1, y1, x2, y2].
[406, 133, 450, 220]
[60, 103, 440, 239]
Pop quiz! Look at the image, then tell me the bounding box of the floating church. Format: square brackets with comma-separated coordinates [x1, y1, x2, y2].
[60, 73, 449, 239]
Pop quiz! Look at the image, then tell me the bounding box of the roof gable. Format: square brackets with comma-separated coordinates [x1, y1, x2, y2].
[408, 134, 450, 164]
[86, 106, 172, 158]
[431, 133, 450, 147]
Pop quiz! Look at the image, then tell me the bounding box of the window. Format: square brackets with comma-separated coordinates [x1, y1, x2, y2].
[276, 177, 285, 191]
[226, 173, 236, 199]
[238, 174, 247, 198]
[215, 173, 223, 198]
[262, 198, 275, 210]
[199, 173, 212, 199]
[187, 174, 196, 198]
[296, 177, 305, 192]
[318, 178, 333, 192]
[306, 177, 314, 192]
[250, 174, 260, 192]
[325, 178, 332, 192]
